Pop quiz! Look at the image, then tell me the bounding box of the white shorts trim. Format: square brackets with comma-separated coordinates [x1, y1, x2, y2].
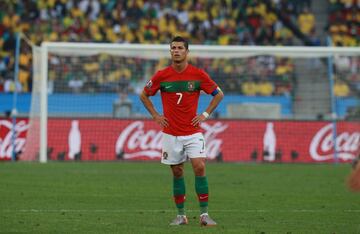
[161, 132, 206, 165]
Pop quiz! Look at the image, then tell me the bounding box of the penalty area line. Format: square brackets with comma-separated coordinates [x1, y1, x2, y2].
[2, 209, 360, 213]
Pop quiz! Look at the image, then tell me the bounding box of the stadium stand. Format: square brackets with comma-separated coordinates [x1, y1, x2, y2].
[0, 0, 317, 96]
[327, 0, 360, 47]
[327, 0, 360, 98]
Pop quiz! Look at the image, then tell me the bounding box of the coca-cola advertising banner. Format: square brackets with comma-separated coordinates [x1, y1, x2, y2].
[0, 119, 28, 159]
[1, 118, 359, 162]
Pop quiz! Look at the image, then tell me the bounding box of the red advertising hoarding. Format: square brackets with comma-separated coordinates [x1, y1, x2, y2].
[1, 118, 359, 162]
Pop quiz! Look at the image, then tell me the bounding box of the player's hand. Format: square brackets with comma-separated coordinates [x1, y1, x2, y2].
[153, 114, 169, 128]
[191, 114, 207, 126]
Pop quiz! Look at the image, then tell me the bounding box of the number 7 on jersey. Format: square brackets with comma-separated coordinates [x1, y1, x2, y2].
[176, 93, 183, 104]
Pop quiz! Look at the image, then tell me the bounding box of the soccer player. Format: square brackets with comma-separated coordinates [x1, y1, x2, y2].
[140, 36, 224, 226]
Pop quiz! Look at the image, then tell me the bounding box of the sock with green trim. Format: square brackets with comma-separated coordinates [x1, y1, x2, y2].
[173, 177, 186, 215]
[195, 176, 209, 215]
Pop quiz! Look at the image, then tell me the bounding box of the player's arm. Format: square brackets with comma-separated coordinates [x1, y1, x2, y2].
[191, 88, 224, 126]
[140, 90, 169, 128]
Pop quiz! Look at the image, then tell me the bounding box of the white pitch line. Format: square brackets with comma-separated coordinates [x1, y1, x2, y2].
[2, 209, 360, 213]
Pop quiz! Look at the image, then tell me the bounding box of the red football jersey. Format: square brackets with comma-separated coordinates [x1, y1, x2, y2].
[144, 64, 218, 136]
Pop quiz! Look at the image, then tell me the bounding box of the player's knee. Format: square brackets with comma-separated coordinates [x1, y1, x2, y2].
[193, 163, 205, 176]
[171, 165, 184, 178]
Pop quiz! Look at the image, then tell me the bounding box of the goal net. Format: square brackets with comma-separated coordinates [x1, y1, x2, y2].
[21, 42, 360, 163]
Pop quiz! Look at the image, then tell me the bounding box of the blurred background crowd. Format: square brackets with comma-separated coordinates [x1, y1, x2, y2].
[0, 0, 359, 97]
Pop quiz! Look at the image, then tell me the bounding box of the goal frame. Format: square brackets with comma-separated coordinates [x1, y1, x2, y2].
[36, 42, 360, 163]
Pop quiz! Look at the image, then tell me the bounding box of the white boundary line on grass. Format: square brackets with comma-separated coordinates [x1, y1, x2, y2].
[2, 209, 360, 213]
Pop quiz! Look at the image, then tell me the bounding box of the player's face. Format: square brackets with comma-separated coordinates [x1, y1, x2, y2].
[170, 42, 188, 63]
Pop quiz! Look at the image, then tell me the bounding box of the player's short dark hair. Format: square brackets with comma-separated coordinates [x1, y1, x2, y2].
[170, 36, 189, 50]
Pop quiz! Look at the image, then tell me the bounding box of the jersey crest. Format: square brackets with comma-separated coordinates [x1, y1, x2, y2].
[188, 81, 195, 91]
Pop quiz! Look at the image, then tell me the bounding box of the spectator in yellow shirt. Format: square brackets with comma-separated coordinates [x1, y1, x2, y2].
[298, 7, 315, 35]
[333, 79, 350, 97]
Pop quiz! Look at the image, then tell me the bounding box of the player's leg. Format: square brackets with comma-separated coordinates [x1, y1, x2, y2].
[171, 163, 186, 216]
[184, 133, 217, 226]
[190, 157, 208, 211]
[184, 133, 208, 214]
[190, 158, 217, 226]
[161, 133, 188, 225]
[169, 163, 188, 225]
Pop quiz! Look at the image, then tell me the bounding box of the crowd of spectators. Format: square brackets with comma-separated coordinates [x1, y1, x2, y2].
[327, 0, 360, 47]
[333, 56, 359, 97]
[328, 0, 360, 97]
[0, 0, 353, 98]
[46, 54, 295, 96]
[0, 0, 308, 46]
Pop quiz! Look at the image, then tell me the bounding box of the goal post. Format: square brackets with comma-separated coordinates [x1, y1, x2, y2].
[40, 42, 360, 57]
[22, 42, 360, 162]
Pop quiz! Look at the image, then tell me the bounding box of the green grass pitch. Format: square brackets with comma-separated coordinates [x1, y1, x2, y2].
[0, 162, 359, 233]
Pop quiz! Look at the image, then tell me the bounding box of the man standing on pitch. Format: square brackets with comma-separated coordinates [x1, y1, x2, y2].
[140, 36, 224, 226]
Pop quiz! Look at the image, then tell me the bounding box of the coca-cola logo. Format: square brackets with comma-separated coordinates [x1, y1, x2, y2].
[310, 123, 360, 161]
[201, 122, 228, 159]
[115, 121, 228, 159]
[115, 121, 162, 159]
[0, 120, 29, 159]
